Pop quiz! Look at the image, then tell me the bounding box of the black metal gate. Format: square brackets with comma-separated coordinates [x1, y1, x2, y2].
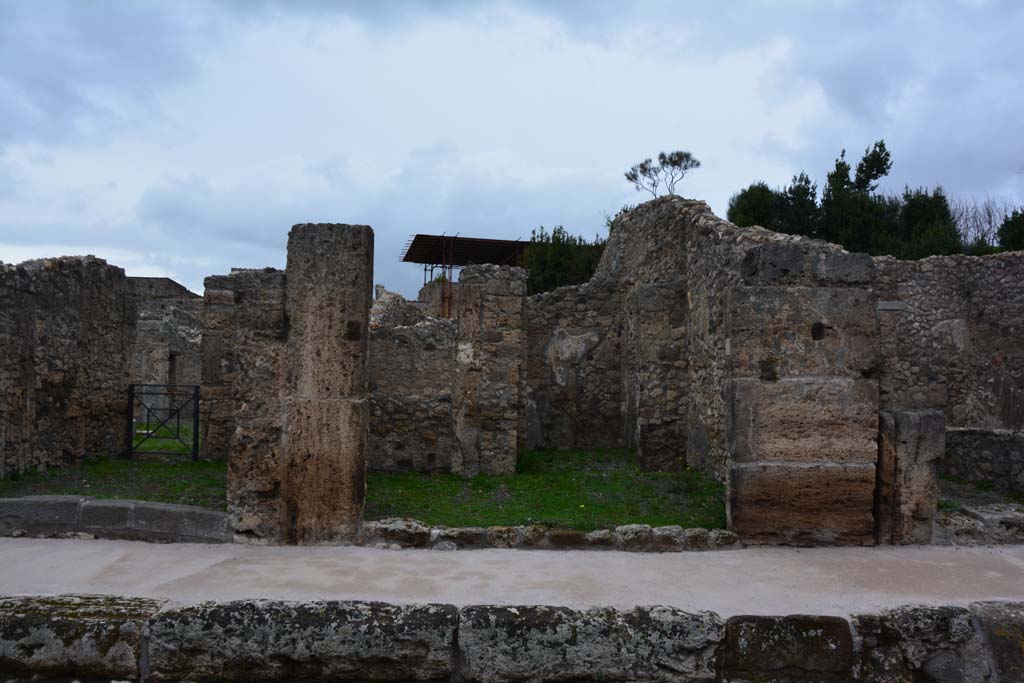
[127, 384, 200, 459]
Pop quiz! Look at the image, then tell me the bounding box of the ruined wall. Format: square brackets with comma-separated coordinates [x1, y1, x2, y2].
[127, 278, 202, 414]
[368, 319, 460, 472]
[0, 257, 135, 477]
[368, 267, 526, 476]
[944, 427, 1024, 498]
[874, 252, 1024, 430]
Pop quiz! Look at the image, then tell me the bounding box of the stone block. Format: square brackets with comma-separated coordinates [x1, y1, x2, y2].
[146, 600, 457, 682]
[457, 605, 723, 682]
[854, 605, 992, 682]
[283, 224, 373, 399]
[730, 286, 879, 379]
[0, 594, 162, 680]
[546, 529, 588, 548]
[971, 601, 1024, 681]
[877, 410, 943, 545]
[80, 498, 135, 531]
[615, 523, 654, 550]
[719, 615, 854, 681]
[740, 242, 874, 285]
[132, 501, 231, 543]
[0, 495, 87, 534]
[729, 462, 876, 545]
[279, 397, 368, 544]
[729, 378, 878, 465]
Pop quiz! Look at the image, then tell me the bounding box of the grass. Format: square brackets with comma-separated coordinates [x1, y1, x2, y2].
[0, 448, 728, 531]
[0, 457, 228, 511]
[132, 421, 198, 455]
[365, 448, 727, 531]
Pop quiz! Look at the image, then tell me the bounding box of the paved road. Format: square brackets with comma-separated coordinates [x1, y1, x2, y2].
[1, 538, 1022, 616]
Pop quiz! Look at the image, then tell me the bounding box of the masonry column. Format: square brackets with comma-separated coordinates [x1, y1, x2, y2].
[280, 224, 373, 543]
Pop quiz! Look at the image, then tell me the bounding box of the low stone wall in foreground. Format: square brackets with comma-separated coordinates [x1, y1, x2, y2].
[944, 427, 1024, 498]
[1, 595, 1022, 682]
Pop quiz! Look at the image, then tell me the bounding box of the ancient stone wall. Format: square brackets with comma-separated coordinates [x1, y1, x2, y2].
[368, 318, 460, 473]
[127, 277, 202, 389]
[368, 267, 526, 476]
[874, 252, 1024, 430]
[944, 427, 1024, 498]
[0, 257, 135, 477]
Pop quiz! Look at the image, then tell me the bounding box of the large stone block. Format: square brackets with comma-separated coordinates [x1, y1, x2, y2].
[729, 462, 876, 545]
[728, 378, 879, 464]
[0, 594, 162, 680]
[971, 601, 1024, 681]
[457, 604, 723, 682]
[719, 615, 854, 681]
[876, 410, 943, 545]
[730, 285, 879, 379]
[0, 495, 87, 534]
[146, 600, 457, 682]
[740, 242, 875, 286]
[280, 398, 368, 544]
[283, 224, 373, 399]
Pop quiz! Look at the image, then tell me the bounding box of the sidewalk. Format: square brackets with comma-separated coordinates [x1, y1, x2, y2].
[1, 537, 1022, 616]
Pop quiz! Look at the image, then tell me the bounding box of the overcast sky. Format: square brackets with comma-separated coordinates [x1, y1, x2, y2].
[1, 0, 1022, 297]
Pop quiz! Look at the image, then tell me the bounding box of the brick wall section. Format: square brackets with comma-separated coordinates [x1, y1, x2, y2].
[0, 257, 135, 478]
[874, 252, 1024, 430]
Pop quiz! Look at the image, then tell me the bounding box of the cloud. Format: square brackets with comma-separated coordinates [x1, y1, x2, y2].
[0, 0, 1021, 298]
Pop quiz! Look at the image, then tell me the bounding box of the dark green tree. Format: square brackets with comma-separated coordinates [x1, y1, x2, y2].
[779, 172, 821, 237]
[998, 210, 1024, 251]
[726, 182, 782, 231]
[897, 187, 960, 259]
[522, 225, 606, 294]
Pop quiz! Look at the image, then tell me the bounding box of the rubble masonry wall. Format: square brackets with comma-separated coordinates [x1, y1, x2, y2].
[0, 257, 135, 477]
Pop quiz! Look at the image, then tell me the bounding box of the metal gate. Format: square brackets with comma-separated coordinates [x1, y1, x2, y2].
[127, 384, 200, 459]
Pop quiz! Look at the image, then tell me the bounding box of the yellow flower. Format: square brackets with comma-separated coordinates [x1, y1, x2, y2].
[579, 504, 585, 509]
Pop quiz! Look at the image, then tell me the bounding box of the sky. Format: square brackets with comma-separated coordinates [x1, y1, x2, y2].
[1, 0, 1022, 298]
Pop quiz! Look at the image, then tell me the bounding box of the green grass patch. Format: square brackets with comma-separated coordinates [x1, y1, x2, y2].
[365, 448, 726, 531]
[0, 457, 228, 511]
[132, 422, 198, 455]
[0, 448, 727, 530]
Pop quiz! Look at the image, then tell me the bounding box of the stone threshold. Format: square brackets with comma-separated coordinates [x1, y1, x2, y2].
[1, 594, 1021, 681]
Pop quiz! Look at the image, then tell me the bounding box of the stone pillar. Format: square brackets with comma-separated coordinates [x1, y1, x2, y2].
[452, 265, 526, 476]
[876, 409, 943, 544]
[280, 224, 373, 543]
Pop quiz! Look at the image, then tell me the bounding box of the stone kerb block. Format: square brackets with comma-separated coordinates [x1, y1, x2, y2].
[876, 409, 943, 544]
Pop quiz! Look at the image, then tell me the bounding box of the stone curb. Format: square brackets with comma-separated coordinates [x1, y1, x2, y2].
[0, 496, 231, 544]
[1, 595, 1022, 681]
[357, 518, 742, 552]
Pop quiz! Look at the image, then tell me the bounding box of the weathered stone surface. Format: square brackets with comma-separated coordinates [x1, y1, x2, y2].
[147, 600, 457, 682]
[728, 377, 879, 465]
[458, 604, 723, 682]
[0, 495, 87, 535]
[131, 500, 232, 543]
[971, 601, 1024, 681]
[875, 253, 1024, 431]
[854, 605, 993, 683]
[653, 525, 685, 551]
[708, 529, 740, 549]
[943, 428, 1024, 498]
[730, 462, 876, 545]
[616, 523, 654, 550]
[432, 526, 487, 548]
[0, 594, 162, 679]
[877, 410, 943, 545]
[1, 256, 135, 478]
[545, 528, 588, 548]
[719, 615, 854, 682]
[212, 224, 372, 545]
[730, 285, 879, 380]
[361, 518, 431, 548]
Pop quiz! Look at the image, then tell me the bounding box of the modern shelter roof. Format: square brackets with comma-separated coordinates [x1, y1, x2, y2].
[400, 234, 526, 267]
